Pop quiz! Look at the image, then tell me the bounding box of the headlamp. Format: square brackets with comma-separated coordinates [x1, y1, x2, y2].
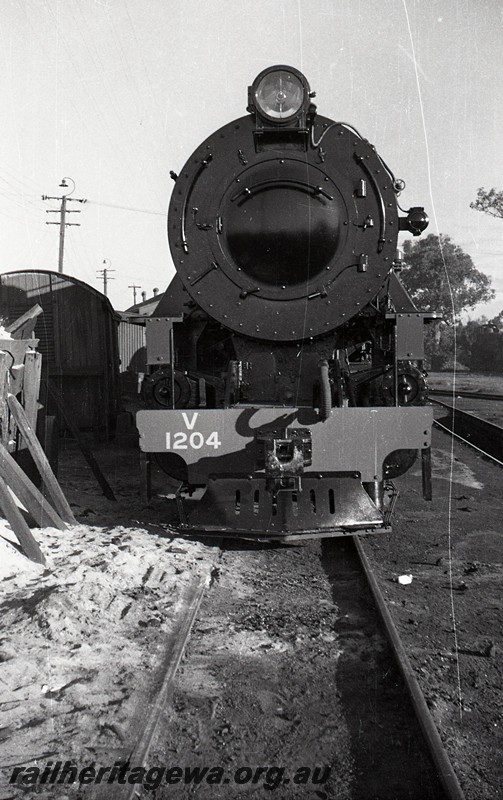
[400, 207, 429, 236]
[250, 66, 309, 125]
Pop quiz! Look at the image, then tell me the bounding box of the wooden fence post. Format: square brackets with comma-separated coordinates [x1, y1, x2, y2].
[23, 350, 42, 434]
[0, 475, 46, 565]
[0, 440, 66, 530]
[0, 316, 71, 564]
[7, 394, 76, 525]
[0, 351, 11, 447]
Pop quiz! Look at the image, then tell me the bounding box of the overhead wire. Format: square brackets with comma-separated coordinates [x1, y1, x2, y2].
[86, 199, 166, 216]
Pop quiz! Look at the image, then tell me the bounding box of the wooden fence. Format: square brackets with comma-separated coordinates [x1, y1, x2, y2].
[0, 306, 75, 565]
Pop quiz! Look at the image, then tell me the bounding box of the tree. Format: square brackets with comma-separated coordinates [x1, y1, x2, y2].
[470, 187, 503, 219]
[470, 189, 503, 329]
[400, 234, 494, 322]
[490, 310, 503, 328]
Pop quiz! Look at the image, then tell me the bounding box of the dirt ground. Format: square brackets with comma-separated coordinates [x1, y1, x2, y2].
[0, 442, 218, 798]
[0, 376, 502, 798]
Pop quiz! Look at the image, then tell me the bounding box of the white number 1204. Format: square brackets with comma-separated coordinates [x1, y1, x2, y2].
[165, 431, 221, 450]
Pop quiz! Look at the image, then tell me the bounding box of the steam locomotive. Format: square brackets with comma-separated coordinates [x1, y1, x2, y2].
[136, 65, 436, 541]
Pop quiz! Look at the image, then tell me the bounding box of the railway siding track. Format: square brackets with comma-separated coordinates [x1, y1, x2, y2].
[94, 564, 218, 800]
[100, 536, 465, 800]
[429, 390, 503, 402]
[432, 398, 503, 464]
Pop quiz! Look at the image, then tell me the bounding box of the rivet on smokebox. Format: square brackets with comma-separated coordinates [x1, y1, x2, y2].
[397, 574, 413, 585]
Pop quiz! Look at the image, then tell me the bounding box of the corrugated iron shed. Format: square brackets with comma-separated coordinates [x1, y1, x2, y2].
[0, 270, 120, 436]
[117, 316, 147, 376]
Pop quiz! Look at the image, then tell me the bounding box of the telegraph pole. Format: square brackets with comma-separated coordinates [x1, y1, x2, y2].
[97, 259, 115, 297]
[43, 178, 87, 273]
[128, 284, 141, 305]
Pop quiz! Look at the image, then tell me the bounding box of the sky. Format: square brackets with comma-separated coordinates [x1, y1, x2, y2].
[1, 0, 502, 317]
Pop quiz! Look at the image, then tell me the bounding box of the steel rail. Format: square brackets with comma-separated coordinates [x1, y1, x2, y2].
[431, 398, 503, 464]
[430, 390, 503, 401]
[354, 537, 466, 800]
[433, 418, 503, 468]
[98, 570, 212, 800]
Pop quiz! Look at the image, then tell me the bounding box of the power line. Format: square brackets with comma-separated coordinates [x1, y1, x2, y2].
[128, 284, 141, 304]
[86, 198, 165, 216]
[97, 259, 116, 297]
[43, 178, 87, 273]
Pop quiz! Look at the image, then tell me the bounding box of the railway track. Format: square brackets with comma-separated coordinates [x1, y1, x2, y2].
[98, 534, 465, 800]
[429, 390, 503, 402]
[352, 538, 464, 800]
[431, 398, 503, 465]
